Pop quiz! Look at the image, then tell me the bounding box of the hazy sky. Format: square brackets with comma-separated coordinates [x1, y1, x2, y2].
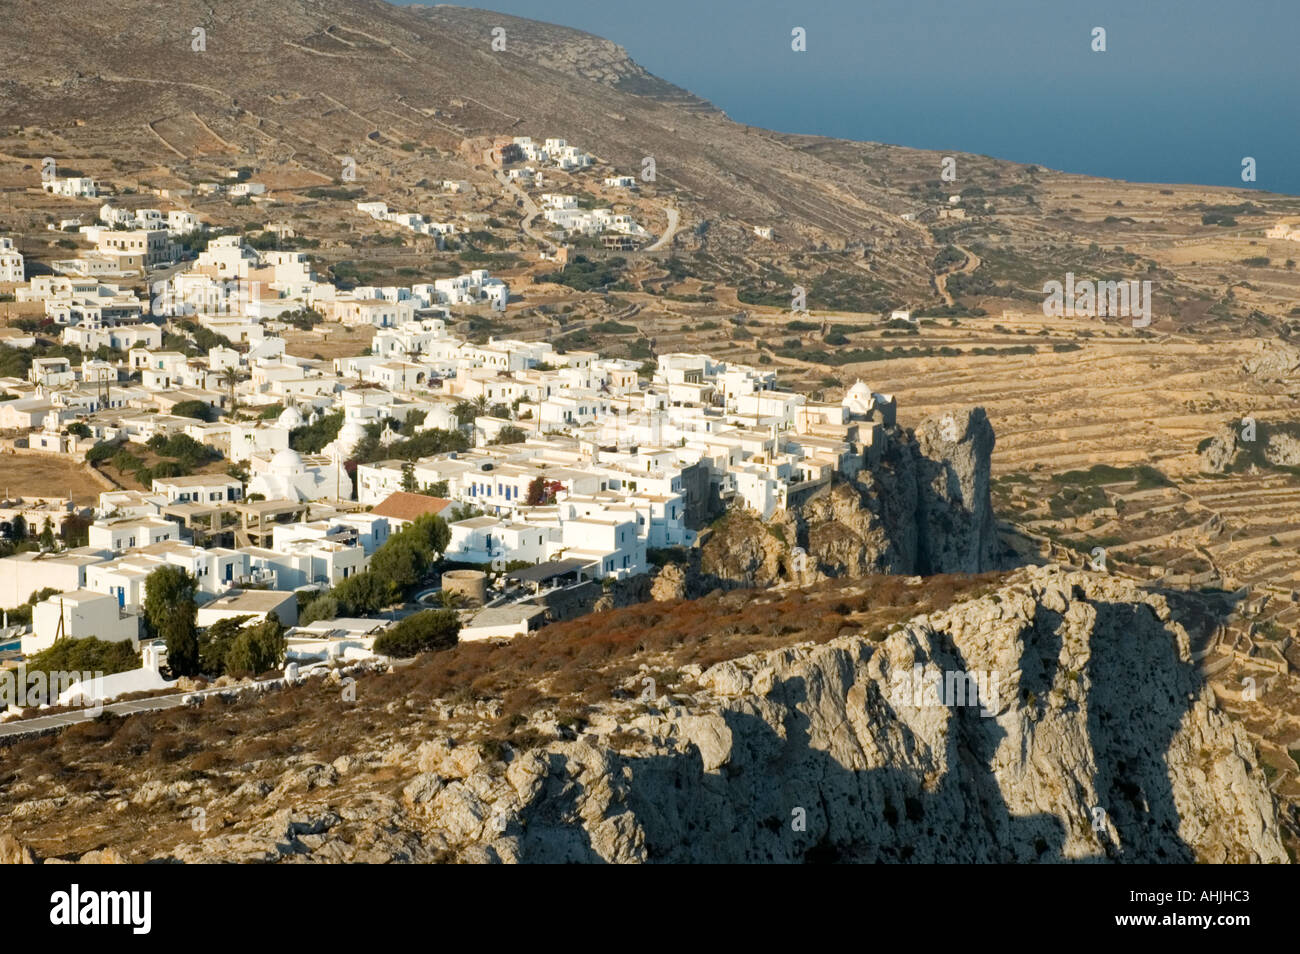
[398, 0, 1300, 193]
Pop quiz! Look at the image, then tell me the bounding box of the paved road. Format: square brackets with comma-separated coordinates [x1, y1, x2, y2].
[0, 673, 302, 739]
[0, 691, 191, 739]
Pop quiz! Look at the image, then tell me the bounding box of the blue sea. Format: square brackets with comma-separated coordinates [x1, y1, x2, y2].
[427, 0, 1300, 197]
[703, 80, 1300, 197]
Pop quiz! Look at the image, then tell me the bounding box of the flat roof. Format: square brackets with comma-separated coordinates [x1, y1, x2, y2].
[202, 589, 293, 611]
[506, 558, 594, 584]
[464, 605, 546, 628]
[154, 473, 238, 486]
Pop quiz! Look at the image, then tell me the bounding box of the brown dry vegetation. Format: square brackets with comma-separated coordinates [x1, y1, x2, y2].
[0, 572, 1001, 858]
[0, 452, 109, 506]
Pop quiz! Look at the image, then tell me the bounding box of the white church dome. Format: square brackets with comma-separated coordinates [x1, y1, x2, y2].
[331, 421, 367, 456]
[277, 405, 305, 429]
[270, 447, 305, 475]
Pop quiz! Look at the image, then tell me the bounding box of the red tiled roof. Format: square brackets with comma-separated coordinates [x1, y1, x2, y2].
[371, 492, 453, 523]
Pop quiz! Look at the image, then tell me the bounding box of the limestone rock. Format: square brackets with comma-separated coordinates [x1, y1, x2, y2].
[391, 566, 1286, 864]
[699, 405, 997, 586]
[1199, 425, 1238, 474]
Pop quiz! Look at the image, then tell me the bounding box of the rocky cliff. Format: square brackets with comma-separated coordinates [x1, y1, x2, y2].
[3, 566, 1284, 863]
[694, 406, 999, 592]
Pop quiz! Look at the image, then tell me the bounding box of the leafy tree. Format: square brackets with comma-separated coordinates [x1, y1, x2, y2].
[216, 367, 245, 420]
[171, 399, 216, 422]
[298, 593, 339, 626]
[373, 609, 461, 658]
[453, 401, 477, 428]
[489, 425, 527, 445]
[291, 411, 343, 453]
[199, 614, 254, 675]
[28, 586, 60, 605]
[448, 502, 484, 522]
[38, 518, 55, 549]
[25, 636, 139, 679]
[144, 566, 200, 677]
[332, 570, 395, 615]
[367, 513, 450, 593]
[368, 534, 428, 592]
[224, 616, 286, 675]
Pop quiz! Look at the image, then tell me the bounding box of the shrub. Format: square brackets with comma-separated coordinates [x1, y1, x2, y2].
[373, 609, 461, 658]
[25, 636, 139, 679]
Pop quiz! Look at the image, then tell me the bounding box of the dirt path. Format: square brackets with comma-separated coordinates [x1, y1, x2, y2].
[934, 244, 981, 306]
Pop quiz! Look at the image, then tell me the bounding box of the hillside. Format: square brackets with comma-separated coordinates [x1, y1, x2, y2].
[6, 0, 1300, 323]
[0, 566, 1284, 863]
[2, 0, 1299, 865]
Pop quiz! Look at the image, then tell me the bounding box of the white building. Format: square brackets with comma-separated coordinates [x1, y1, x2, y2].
[0, 549, 110, 610]
[88, 516, 180, 553]
[0, 237, 23, 282]
[26, 589, 138, 656]
[246, 448, 352, 502]
[43, 177, 97, 198]
[196, 589, 297, 628]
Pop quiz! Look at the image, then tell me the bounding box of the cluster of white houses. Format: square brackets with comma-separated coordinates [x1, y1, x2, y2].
[540, 193, 649, 242]
[355, 200, 457, 245]
[509, 137, 594, 171]
[0, 221, 898, 696]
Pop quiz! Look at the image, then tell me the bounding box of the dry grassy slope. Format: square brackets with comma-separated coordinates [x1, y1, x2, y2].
[4, 0, 1297, 319]
[0, 0, 933, 293]
[0, 566, 1286, 863]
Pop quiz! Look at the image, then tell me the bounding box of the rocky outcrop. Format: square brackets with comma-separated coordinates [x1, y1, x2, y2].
[1199, 424, 1238, 474]
[10, 567, 1281, 864]
[1243, 339, 1300, 380]
[391, 567, 1280, 863]
[1199, 420, 1300, 473]
[1266, 432, 1300, 466]
[914, 407, 998, 574]
[696, 406, 998, 589]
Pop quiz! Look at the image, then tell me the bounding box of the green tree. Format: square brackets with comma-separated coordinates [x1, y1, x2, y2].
[144, 566, 200, 677]
[453, 400, 477, 428]
[332, 570, 395, 615]
[489, 425, 527, 445]
[216, 367, 245, 420]
[367, 513, 450, 594]
[171, 399, 215, 422]
[224, 616, 286, 675]
[298, 593, 339, 626]
[25, 636, 139, 680]
[290, 410, 343, 453]
[373, 609, 461, 658]
[198, 614, 254, 675]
